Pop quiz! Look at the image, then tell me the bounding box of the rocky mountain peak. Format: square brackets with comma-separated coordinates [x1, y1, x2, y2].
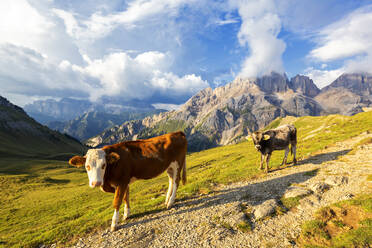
[315, 72, 372, 115]
[255, 72, 289, 93]
[289, 75, 320, 98]
[324, 72, 372, 96]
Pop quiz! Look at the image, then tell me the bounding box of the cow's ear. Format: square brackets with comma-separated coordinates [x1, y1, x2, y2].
[263, 134, 271, 141]
[107, 152, 120, 164]
[69, 156, 86, 168]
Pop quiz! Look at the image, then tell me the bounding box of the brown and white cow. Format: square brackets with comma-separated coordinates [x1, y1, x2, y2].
[69, 131, 187, 231]
[248, 124, 297, 173]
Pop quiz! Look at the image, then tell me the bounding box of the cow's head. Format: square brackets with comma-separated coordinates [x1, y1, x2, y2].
[69, 149, 120, 188]
[250, 131, 270, 151]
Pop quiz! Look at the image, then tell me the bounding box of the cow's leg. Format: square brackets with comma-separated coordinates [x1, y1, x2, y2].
[292, 145, 297, 164]
[167, 161, 179, 209]
[165, 167, 174, 207]
[265, 153, 271, 173]
[281, 147, 290, 166]
[111, 184, 127, 231]
[123, 187, 130, 220]
[260, 153, 264, 170]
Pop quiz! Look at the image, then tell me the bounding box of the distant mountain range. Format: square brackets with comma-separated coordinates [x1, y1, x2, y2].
[48, 109, 165, 141]
[24, 97, 165, 142]
[24, 98, 159, 124]
[0, 96, 85, 158]
[86, 72, 372, 151]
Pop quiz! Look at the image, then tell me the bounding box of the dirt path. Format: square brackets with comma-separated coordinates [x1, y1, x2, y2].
[71, 133, 372, 248]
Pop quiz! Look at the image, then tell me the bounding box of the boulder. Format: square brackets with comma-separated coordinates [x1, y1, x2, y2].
[254, 199, 278, 220]
[283, 186, 312, 198]
[309, 182, 329, 194]
[325, 176, 348, 186]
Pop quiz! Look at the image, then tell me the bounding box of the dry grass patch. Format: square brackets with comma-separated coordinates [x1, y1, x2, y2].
[298, 195, 372, 248]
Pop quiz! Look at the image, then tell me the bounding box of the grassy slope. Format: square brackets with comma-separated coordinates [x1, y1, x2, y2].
[0, 105, 85, 158]
[1, 112, 371, 247]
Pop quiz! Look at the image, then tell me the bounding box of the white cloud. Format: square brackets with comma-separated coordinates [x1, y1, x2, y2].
[0, 0, 211, 106]
[152, 103, 182, 111]
[0, 43, 208, 104]
[304, 67, 344, 89]
[229, 0, 286, 78]
[53, 0, 192, 42]
[305, 5, 372, 88]
[215, 18, 239, 26]
[0, 0, 82, 65]
[309, 5, 372, 66]
[0, 0, 53, 50]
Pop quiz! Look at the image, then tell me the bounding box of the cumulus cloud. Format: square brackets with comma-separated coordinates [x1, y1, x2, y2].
[0, 0, 82, 65]
[0, 44, 208, 105]
[229, 0, 286, 78]
[0, 0, 210, 106]
[309, 5, 372, 62]
[305, 5, 372, 87]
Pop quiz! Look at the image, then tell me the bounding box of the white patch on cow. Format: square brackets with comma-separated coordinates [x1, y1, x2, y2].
[85, 149, 107, 188]
[123, 207, 130, 220]
[167, 161, 178, 209]
[111, 209, 119, 231]
[165, 176, 173, 205]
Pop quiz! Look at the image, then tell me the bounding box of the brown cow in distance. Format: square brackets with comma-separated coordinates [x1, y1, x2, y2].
[69, 131, 187, 231]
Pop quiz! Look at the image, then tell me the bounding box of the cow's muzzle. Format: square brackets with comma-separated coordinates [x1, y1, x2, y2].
[90, 181, 102, 188]
[255, 145, 261, 150]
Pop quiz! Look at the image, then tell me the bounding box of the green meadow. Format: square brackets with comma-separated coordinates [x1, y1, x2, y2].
[1, 112, 372, 247]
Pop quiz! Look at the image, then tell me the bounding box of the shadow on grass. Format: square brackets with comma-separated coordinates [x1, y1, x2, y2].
[42, 177, 70, 184]
[117, 169, 318, 231]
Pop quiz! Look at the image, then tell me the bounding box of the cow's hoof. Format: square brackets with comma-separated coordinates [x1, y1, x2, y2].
[110, 225, 118, 232]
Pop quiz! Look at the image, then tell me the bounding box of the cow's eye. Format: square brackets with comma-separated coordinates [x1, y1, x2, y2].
[102, 163, 106, 170]
[86, 165, 91, 171]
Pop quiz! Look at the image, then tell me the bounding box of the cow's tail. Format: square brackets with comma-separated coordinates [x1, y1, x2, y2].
[181, 156, 187, 185]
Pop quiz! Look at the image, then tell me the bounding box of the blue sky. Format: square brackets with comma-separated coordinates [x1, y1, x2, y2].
[1, 0, 372, 109]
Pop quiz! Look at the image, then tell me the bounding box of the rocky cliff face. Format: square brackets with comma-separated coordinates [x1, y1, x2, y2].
[289, 75, 320, 98]
[86, 73, 325, 151]
[49, 109, 164, 141]
[315, 73, 372, 115]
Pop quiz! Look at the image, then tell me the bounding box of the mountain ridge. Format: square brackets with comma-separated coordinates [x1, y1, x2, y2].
[86, 72, 328, 151]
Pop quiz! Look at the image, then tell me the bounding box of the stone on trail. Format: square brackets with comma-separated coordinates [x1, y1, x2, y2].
[325, 176, 348, 186]
[254, 199, 278, 220]
[283, 186, 312, 198]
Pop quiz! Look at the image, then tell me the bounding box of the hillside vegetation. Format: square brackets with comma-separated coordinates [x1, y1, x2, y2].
[0, 101, 85, 159]
[1, 111, 371, 247]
